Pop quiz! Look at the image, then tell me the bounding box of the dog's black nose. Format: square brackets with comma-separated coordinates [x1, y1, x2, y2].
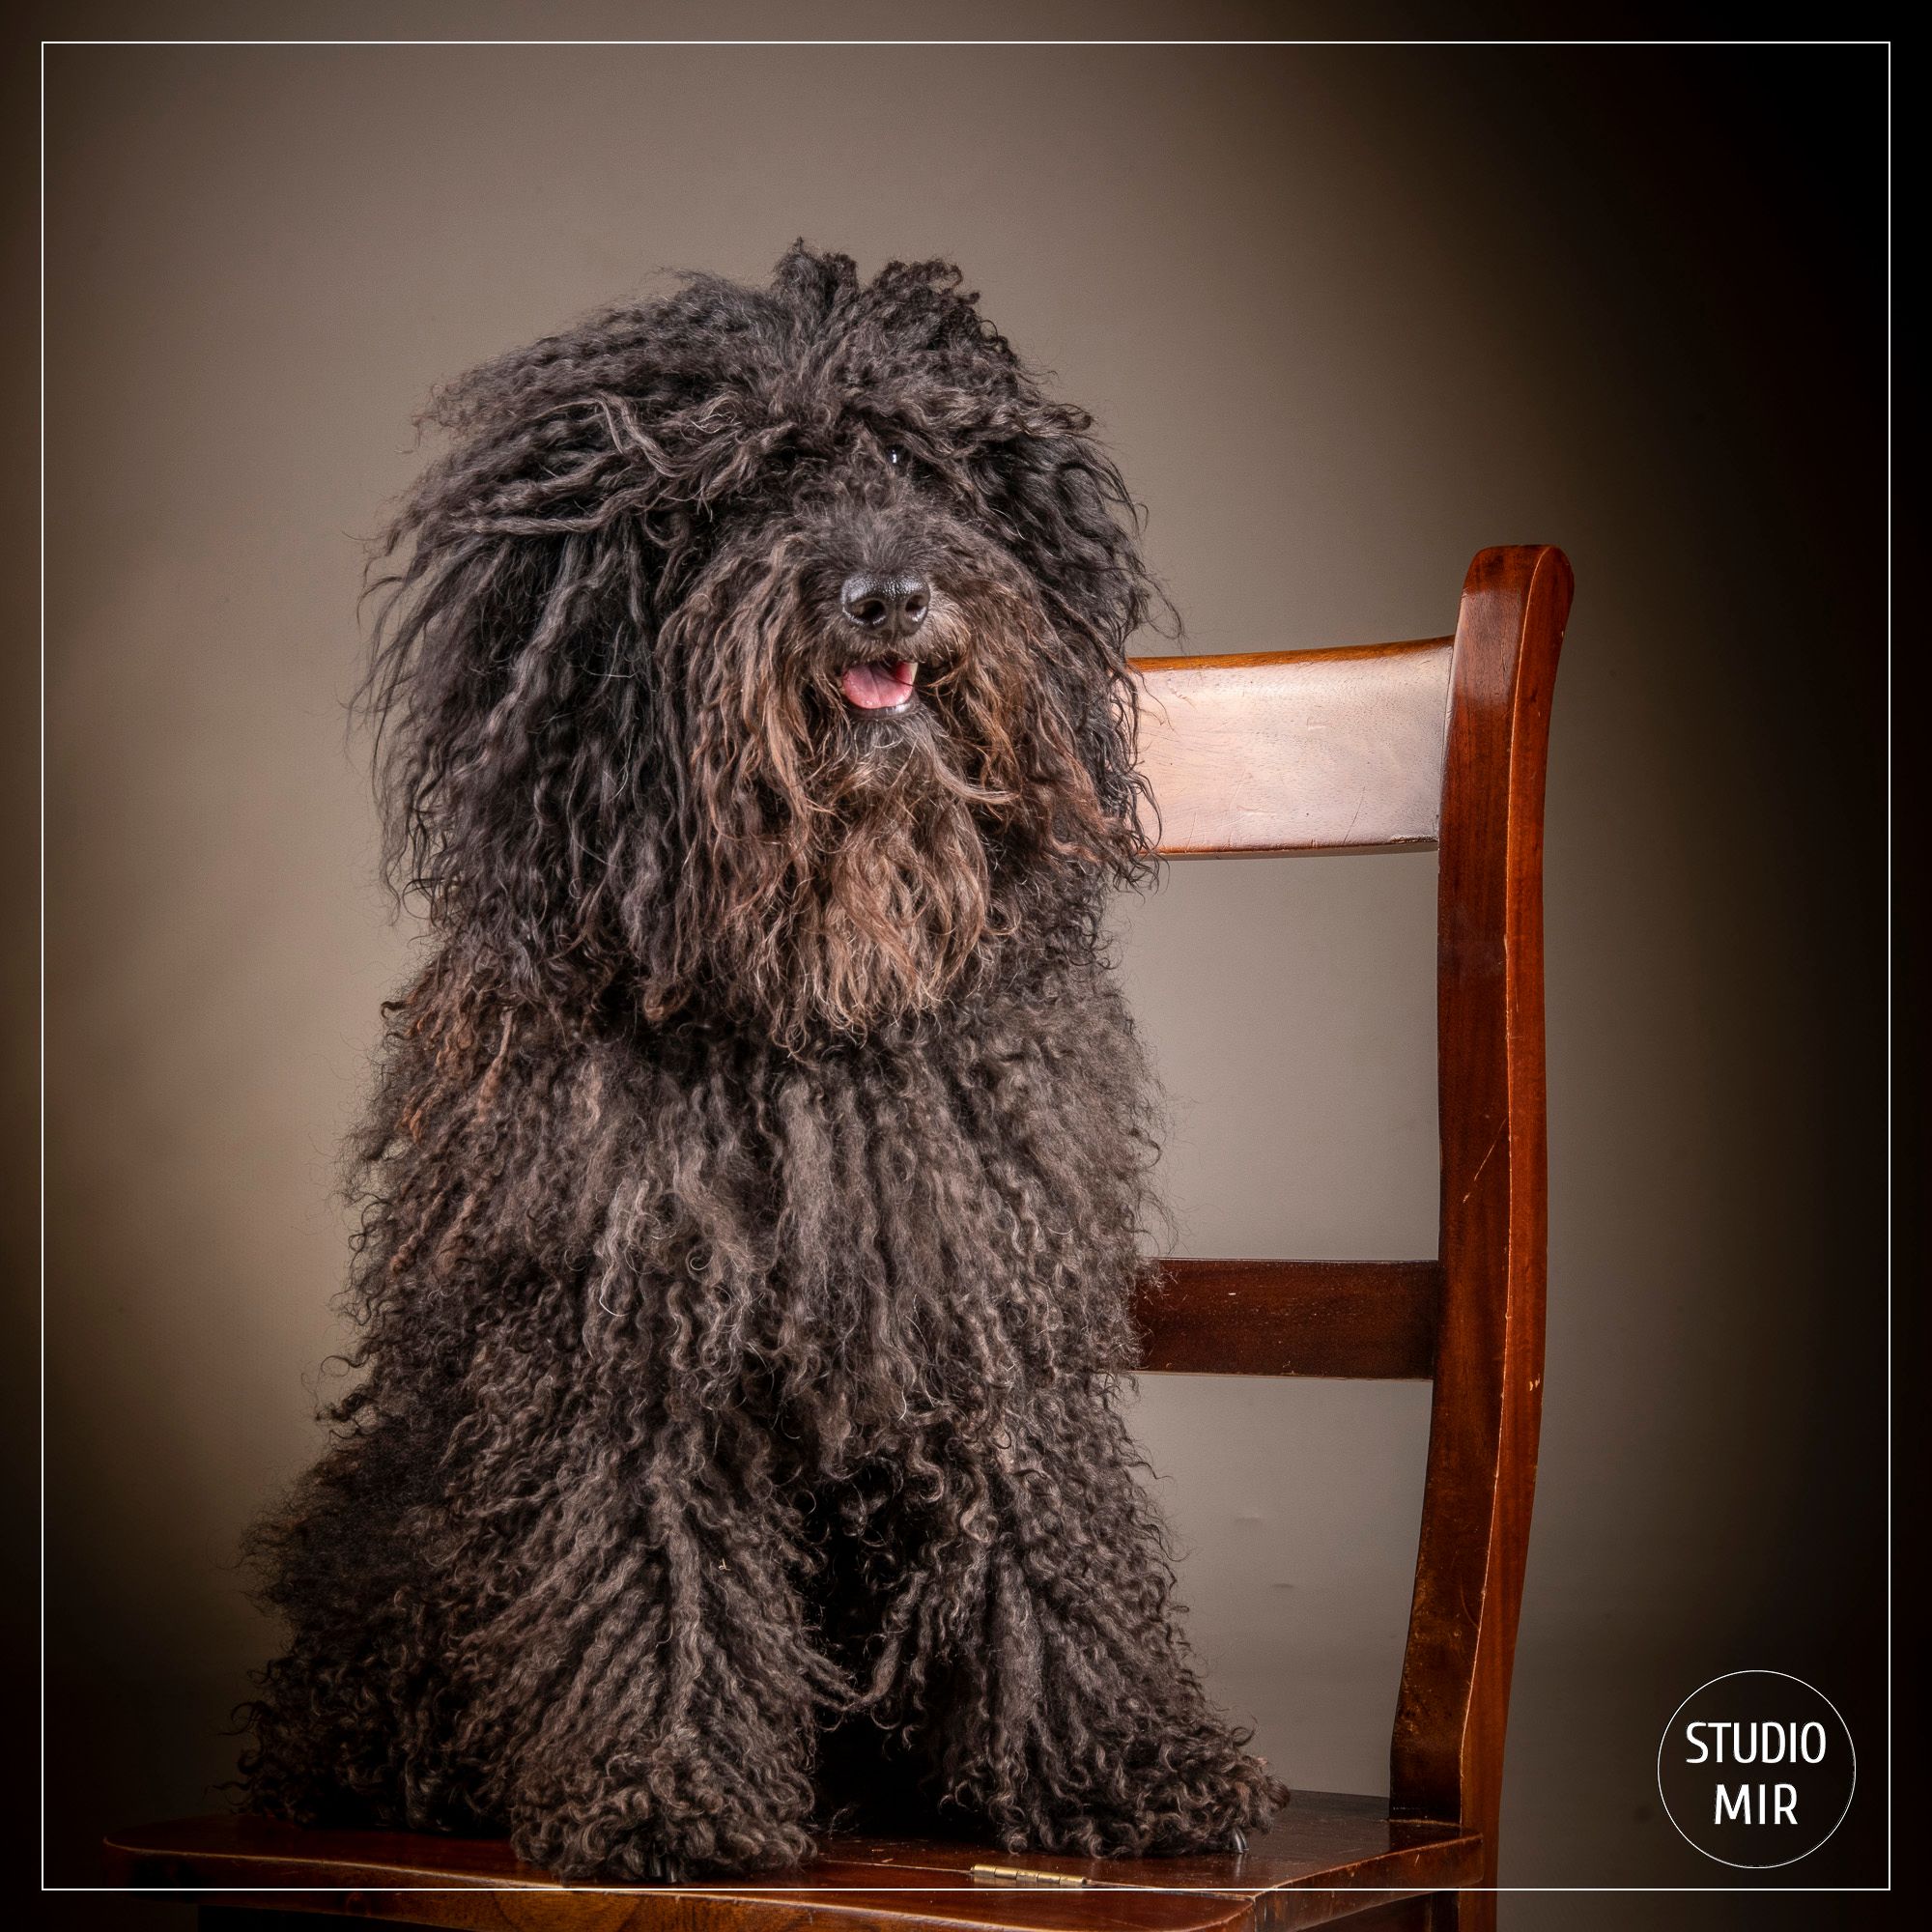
[840, 572, 929, 640]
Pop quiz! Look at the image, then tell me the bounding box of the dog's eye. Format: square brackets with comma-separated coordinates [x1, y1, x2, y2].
[885, 444, 908, 469]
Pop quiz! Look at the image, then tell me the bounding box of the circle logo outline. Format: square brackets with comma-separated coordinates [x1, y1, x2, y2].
[1655, 1668, 1857, 1870]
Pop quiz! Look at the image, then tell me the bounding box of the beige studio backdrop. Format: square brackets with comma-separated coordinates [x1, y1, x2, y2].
[43, 14, 1887, 1926]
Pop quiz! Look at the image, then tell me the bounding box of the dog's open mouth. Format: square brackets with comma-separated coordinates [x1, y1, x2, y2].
[840, 659, 920, 713]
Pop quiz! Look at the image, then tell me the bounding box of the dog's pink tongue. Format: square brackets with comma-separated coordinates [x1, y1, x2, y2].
[840, 660, 918, 710]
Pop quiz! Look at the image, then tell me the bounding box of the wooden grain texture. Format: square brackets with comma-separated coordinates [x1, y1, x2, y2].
[1131, 641, 1455, 857]
[103, 1796, 1482, 1932]
[1135, 1261, 1440, 1379]
[1386, 548, 1571, 1932]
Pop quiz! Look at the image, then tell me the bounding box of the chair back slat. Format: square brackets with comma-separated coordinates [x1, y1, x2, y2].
[1134, 1259, 1440, 1379]
[1136, 640, 1454, 856]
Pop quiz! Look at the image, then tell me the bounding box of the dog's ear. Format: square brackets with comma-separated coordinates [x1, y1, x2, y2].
[975, 407, 1166, 867]
[360, 317, 690, 1010]
[997, 412, 1159, 656]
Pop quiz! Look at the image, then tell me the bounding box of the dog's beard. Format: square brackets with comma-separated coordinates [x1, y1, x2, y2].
[765, 732, 996, 1040]
[655, 537, 1121, 1044]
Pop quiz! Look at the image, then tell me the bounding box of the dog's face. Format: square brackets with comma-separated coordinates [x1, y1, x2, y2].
[371, 246, 1154, 1041]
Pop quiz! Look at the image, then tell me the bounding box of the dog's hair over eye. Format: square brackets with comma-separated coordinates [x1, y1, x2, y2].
[360, 244, 1161, 1042]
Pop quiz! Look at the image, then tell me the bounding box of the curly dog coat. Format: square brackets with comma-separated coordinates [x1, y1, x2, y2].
[242, 245, 1285, 1880]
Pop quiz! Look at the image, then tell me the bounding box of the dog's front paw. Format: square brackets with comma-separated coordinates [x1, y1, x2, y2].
[1120, 1739, 1288, 1856]
[509, 1743, 817, 1881]
[1004, 1726, 1288, 1861]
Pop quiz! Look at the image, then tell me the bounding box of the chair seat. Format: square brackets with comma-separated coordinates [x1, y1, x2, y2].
[104, 1794, 1481, 1932]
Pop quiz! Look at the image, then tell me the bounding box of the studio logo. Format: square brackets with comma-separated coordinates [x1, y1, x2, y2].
[1657, 1670, 1856, 1868]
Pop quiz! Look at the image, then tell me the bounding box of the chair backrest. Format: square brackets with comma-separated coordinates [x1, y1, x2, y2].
[1128, 544, 1573, 1882]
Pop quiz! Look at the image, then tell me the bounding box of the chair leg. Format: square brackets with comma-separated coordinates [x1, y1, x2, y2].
[1435, 1889, 1496, 1931]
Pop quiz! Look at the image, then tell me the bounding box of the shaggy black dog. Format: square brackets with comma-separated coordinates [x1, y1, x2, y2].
[242, 244, 1285, 1880]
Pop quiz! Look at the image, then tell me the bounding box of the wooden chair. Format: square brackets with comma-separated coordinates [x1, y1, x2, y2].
[104, 544, 1573, 1932]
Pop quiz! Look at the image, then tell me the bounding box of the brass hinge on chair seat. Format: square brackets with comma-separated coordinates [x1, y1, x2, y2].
[969, 1862, 1091, 1887]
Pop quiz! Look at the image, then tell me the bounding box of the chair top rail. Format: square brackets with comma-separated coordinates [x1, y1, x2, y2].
[1131, 638, 1456, 858]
